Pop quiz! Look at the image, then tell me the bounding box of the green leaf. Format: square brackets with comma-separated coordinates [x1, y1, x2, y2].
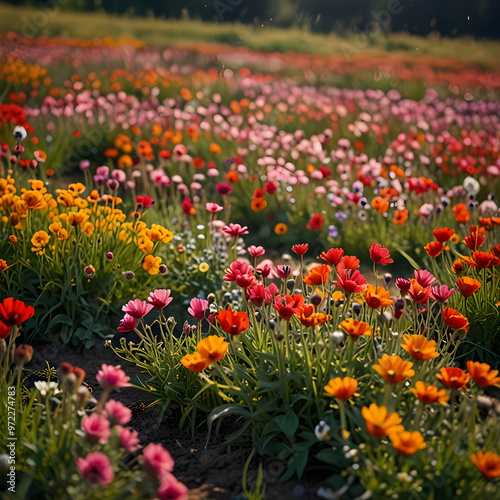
[275, 411, 299, 438]
[47, 314, 74, 330]
[315, 448, 346, 467]
[397, 247, 421, 270]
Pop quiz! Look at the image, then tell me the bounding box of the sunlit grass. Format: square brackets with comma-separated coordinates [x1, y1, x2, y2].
[0, 4, 499, 69]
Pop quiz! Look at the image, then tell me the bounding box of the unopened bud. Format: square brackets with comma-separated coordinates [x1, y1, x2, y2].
[159, 264, 167, 274]
[106, 252, 114, 261]
[13, 344, 33, 367]
[352, 302, 362, 315]
[123, 271, 135, 280]
[310, 294, 323, 307]
[384, 273, 392, 286]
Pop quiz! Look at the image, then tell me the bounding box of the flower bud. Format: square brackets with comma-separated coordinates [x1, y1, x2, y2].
[84, 265, 95, 276]
[352, 302, 362, 316]
[310, 294, 322, 307]
[384, 273, 392, 286]
[13, 344, 33, 367]
[123, 271, 135, 280]
[106, 252, 114, 261]
[76, 386, 90, 410]
[159, 264, 167, 274]
[286, 279, 295, 292]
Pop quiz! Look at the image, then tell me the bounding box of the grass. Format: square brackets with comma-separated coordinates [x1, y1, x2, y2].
[1, 4, 499, 69]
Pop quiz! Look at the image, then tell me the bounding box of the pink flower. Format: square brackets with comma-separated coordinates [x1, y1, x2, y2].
[216, 182, 233, 195]
[142, 443, 175, 478]
[224, 260, 254, 282]
[248, 245, 265, 258]
[77, 452, 114, 485]
[206, 202, 224, 213]
[117, 426, 141, 453]
[82, 413, 111, 444]
[395, 278, 411, 292]
[275, 265, 291, 279]
[104, 399, 132, 426]
[188, 298, 209, 321]
[148, 289, 173, 310]
[117, 314, 137, 333]
[122, 299, 153, 318]
[96, 364, 131, 392]
[430, 285, 455, 303]
[157, 472, 188, 500]
[222, 223, 249, 238]
[414, 270, 436, 287]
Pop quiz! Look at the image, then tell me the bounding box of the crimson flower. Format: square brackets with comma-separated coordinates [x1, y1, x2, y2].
[307, 213, 324, 230]
[432, 227, 455, 243]
[273, 294, 305, 320]
[333, 264, 367, 295]
[136, 196, 154, 209]
[0, 297, 35, 327]
[463, 234, 485, 250]
[292, 244, 309, 256]
[320, 248, 344, 265]
[216, 183, 233, 195]
[369, 243, 393, 265]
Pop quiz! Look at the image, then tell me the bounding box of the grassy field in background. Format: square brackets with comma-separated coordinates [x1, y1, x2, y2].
[1, 4, 500, 69]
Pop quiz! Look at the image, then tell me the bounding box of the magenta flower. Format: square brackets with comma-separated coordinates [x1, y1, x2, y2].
[396, 278, 411, 292]
[205, 202, 224, 213]
[216, 182, 233, 195]
[222, 223, 249, 238]
[275, 265, 291, 279]
[96, 364, 131, 392]
[157, 472, 188, 500]
[77, 452, 114, 485]
[117, 314, 137, 333]
[122, 299, 153, 319]
[430, 285, 455, 303]
[414, 270, 436, 287]
[82, 413, 111, 444]
[104, 399, 132, 426]
[224, 260, 254, 282]
[188, 298, 209, 321]
[117, 426, 141, 453]
[248, 245, 265, 258]
[148, 289, 173, 310]
[142, 443, 175, 478]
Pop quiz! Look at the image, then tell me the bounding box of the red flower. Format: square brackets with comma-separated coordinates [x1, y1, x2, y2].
[472, 251, 500, 268]
[136, 196, 154, 209]
[432, 227, 454, 243]
[369, 243, 393, 265]
[442, 307, 469, 331]
[424, 241, 443, 258]
[491, 244, 500, 259]
[407, 279, 431, 304]
[217, 307, 250, 335]
[333, 263, 366, 295]
[0, 321, 11, 338]
[216, 183, 233, 195]
[436, 367, 470, 390]
[307, 214, 323, 230]
[181, 197, 195, 216]
[463, 234, 485, 250]
[273, 294, 305, 321]
[340, 255, 360, 270]
[0, 298, 35, 327]
[320, 248, 344, 266]
[264, 182, 277, 194]
[292, 244, 308, 256]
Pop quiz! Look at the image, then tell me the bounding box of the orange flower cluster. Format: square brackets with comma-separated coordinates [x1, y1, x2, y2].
[181, 335, 229, 372]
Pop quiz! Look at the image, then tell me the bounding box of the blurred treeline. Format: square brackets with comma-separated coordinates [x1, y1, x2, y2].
[4, 0, 500, 38]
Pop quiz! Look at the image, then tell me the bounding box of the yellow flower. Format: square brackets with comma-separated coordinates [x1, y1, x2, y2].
[49, 221, 62, 233]
[57, 190, 75, 207]
[81, 222, 94, 237]
[21, 190, 47, 210]
[138, 236, 154, 254]
[68, 183, 86, 196]
[199, 262, 209, 273]
[57, 229, 69, 241]
[31, 230, 50, 254]
[143, 255, 162, 275]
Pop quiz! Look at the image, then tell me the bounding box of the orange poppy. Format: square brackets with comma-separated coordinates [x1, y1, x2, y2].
[217, 307, 249, 336]
[436, 367, 470, 390]
[470, 451, 500, 479]
[393, 209, 408, 226]
[303, 264, 331, 287]
[226, 171, 239, 183]
[466, 361, 500, 388]
[181, 352, 210, 373]
[452, 259, 463, 274]
[251, 197, 267, 212]
[363, 285, 393, 309]
[456, 276, 481, 297]
[361, 404, 404, 438]
[196, 335, 229, 363]
[340, 319, 372, 340]
[401, 334, 439, 361]
[297, 304, 330, 327]
[371, 196, 389, 214]
[274, 223, 288, 235]
[453, 203, 470, 223]
[424, 241, 443, 257]
[372, 355, 415, 384]
[324, 377, 358, 401]
[410, 381, 449, 405]
[442, 307, 469, 331]
[390, 431, 426, 455]
[209, 143, 221, 154]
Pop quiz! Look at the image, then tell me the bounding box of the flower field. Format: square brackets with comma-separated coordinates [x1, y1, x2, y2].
[1, 30, 500, 499]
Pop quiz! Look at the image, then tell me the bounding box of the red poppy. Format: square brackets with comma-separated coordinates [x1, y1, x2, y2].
[307, 214, 324, 230]
[292, 244, 308, 256]
[424, 241, 443, 258]
[0, 298, 35, 327]
[471, 251, 500, 268]
[0, 321, 11, 339]
[217, 307, 250, 336]
[442, 307, 469, 331]
[491, 244, 500, 259]
[333, 264, 366, 295]
[264, 182, 277, 194]
[136, 196, 154, 209]
[369, 243, 393, 265]
[463, 234, 485, 250]
[273, 294, 305, 321]
[432, 227, 454, 243]
[181, 197, 196, 216]
[253, 188, 265, 199]
[320, 248, 344, 266]
[340, 255, 360, 270]
[303, 265, 331, 286]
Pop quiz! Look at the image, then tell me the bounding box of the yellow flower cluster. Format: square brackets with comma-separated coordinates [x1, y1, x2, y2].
[0, 58, 48, 86]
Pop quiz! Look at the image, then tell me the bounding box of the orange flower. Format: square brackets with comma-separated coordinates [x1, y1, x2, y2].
[432, 227, 455, 243]
[470, 451, 500, 479]
[471, 251, 500, 268]
[393, 209, 408, 226]
[363, 284, 393, 309]
[196, 335, 229, 363]
[401, 334, 439, 361]
[303, 264, 331, 286]
[361, 403, 404, 438]
[371, 196, 389, 214]
[324, 377, 358, 401]
[209, 143, 221, 154]
[217, 308, 249, 336]
[297, 304, 330, 328]
[274, 223, 288, 235]
[251, 197, 267, 212]
[340, 318, 372, 341]
[466, 361, 500, 388]
[442, 307, 469, 331]
[410, 381, 449, 405]
[390, 431, 426, 455]
[181, 352, 210, 373]
[456, 276, 481, 297]
[424, 241, 443, 258]
[372, 355, 415, 383]
[436, 367, 470, 390]
[453, 203, 470, 223]
[452, 259, 463, 274]
[408, 279, 431, 304]
[0, 259, 8, 273]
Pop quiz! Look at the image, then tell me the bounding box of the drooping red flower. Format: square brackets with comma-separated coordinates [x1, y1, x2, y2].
[307, 214, 323, 230]
[463, 233, 485, 250]
[0, 298, 35, 327]
[369, 243, 393, 265]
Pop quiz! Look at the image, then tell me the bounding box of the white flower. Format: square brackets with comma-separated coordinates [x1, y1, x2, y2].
[12, 126, 27, 141]
[34, 381, 60, 396]
[463, 176, 480, 195]
[314, 420, 331, 441]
